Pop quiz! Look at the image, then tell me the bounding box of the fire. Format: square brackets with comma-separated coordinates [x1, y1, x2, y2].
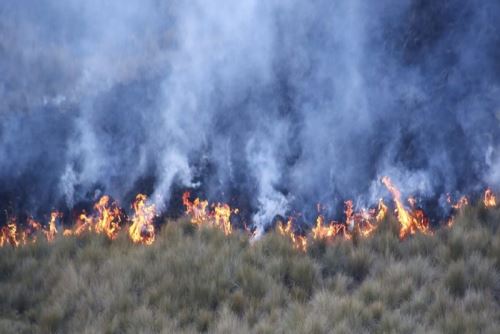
[483, 188, 497, 207]
[182, 192, 235, 236]
[353, 211, 377, 238]
[0, 212, 61, 247]
[66, 213, 92, 236]
[447, 194, 469, 210]
[0, 194, 148, 248]
[375, 199, 388, 223]
[128, 194, 156, 245]
[182, 192, 210, 225]
[0, 181, 497, 250]
[311, 199, 386, 242]
[350, 200, 386, 238]
[277, 219, 307, 252]
[381, 176, 431, 239]
[25, 217, 42, 242]
[446, 195, 470, 228]
[345, 200, 354, 230]
[311, 215, 349, 241]
[1, 217, 20, 247]
[213, 203, 232, 236]
[62, 195, 123, 239]
[94, 195, 122, 239]
[44, 211, 61, 242]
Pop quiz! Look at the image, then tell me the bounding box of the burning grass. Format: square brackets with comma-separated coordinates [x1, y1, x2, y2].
[1, 179, 496, 252]
[0, 205, 499, 333]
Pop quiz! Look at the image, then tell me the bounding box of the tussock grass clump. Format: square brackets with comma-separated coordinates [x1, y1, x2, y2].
[0, 206, 499, 333]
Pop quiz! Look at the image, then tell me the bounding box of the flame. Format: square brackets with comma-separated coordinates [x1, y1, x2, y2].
[445, 195, 469, 228]
[447, 194, 469, 210]
[69, 212, 94, 236]
[182, 192, 235, 235]
[1, 217, 20, 247]
[277, 219, 307, 252]
[311, 215, 349, 241]
[381, 176, 431, 239]
[483, 188, 497, 208]
[375, 199, 388, 223]
[61, 195, 123, 239]
[353, 211, 377, 238]
[128, 194, 156, 245]
[26, 217, 42, 242]
[0, 195, 134, 247]
[311, 199, 386, 242]
[351, 203, 384, 238]
[183, 192, 210, 225]
[345, 200, 354, 230]
[44, 211, 61, 242]
[2, 213, 60, 247]
[0, 182, 497, 250]
[213, 203, 232, 236]
[94, 195, 122, 239]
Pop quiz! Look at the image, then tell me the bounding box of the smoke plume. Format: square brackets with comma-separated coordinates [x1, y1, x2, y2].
[1, 1, 499, 228]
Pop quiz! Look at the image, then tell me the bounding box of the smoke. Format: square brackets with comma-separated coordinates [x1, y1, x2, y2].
[1, 1, 499, 227]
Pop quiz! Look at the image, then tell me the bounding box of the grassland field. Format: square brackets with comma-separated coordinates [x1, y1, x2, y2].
[0, 205, 499, 333]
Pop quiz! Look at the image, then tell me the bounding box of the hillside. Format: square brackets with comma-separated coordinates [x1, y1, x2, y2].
[1, 206, 499, 333]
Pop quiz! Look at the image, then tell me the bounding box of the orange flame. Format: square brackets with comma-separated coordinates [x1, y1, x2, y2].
[25, 217, 42, 243]
[182, 192, 235, 235]
[447, 194, 469, 210]
[0, 183, 497, 250]
[213, 203, 232, 236]
[311, 215, 349, 241]
[381, 176, 431, 239]
[1, 217, 20, 247]
[128, 194, 156, 245]
[375, 199, 388, 223]
[74, 213, 93, 235]
[311, 199, 386, 242]
[345, 200, 354, 230]
[446, 195, 469, 228]
[277, 219, 307, 252]
[483, 188, 497, 208]
[44, 211, 61, 242]
[183, 192, 210, 225]
[94, 195, 122, 239]
[353, 211, 377, 238]
[62, 195, 122, 239]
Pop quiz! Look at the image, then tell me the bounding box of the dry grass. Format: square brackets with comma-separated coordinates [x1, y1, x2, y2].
[0, 208, 499, 333]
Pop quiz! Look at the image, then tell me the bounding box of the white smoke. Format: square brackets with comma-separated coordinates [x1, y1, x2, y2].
[1, 0, 499, 225]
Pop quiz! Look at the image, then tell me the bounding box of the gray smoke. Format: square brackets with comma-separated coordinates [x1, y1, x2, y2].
[1, 1, 499, 227]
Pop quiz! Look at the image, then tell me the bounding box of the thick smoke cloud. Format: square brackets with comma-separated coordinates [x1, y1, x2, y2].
[0, 1, 499, 227]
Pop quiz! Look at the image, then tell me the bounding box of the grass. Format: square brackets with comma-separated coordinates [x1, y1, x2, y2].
[0, 207, 499, 333]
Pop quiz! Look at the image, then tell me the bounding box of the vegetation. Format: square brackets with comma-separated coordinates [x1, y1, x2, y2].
[0, 206, 499, 333]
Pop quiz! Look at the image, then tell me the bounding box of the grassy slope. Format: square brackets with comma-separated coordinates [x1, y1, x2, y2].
[0, 207, 499, 334]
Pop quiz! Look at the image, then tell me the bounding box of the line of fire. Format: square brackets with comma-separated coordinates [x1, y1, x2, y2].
[1, 177, 496, 251]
